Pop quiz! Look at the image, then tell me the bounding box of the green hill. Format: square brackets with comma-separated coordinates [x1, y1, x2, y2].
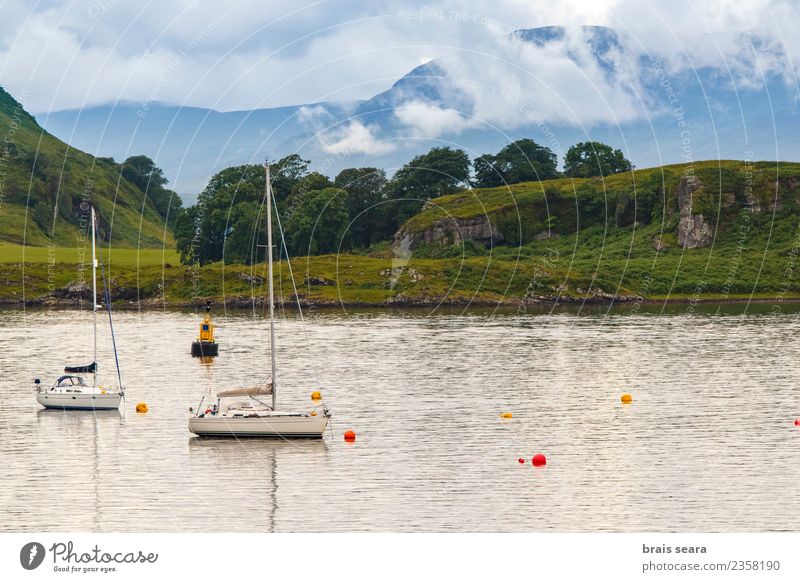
[0, 85, 173, 247]
[5, 148, 800, 306]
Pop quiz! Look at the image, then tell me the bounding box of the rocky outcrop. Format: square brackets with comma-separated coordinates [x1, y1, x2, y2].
[395, 216, 503, 251]
[677, 176, 713, 249]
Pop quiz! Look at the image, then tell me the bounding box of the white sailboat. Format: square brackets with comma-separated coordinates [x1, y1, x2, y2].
[188, 163, 330, 438]
[35, 206, 124, 410]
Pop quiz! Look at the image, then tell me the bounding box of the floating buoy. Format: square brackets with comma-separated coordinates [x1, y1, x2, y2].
[500, 412, 513, 419]
[311, 391, 322, 401]
[310, 411, 317, 417]
[621, 393, 633, 404]
[794, 419, 800, 426]
[532, 454, 547, 467]
[344, 430, 356, 442]
[518, 458, 525, 464]
[135, 402, 148, 413]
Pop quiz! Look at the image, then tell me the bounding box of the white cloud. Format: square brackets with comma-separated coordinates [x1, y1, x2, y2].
[394, 100, 471, 137]
[318, 120, 395, 155]
[0, 0, 797, 124]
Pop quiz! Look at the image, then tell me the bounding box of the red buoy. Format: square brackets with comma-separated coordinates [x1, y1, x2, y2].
[344, 430, 356, 442]
[532, 454, 547, 467]
[794, 419, 800, 426]
[518, 458, 525, 464]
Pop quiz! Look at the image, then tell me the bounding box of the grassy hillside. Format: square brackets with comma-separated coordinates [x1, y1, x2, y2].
[5, 159, 800, 307]
[0, 85, 172, 247]
[402, 160, 800, 241]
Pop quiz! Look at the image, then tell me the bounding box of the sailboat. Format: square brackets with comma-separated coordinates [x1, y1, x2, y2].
[188, 163, 330, 438]
[35, 206, 124, 410]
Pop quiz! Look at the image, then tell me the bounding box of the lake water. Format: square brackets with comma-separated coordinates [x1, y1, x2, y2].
[2, 303, 799, 532]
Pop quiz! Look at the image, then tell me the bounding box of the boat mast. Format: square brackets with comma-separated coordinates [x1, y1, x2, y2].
[91, 206, 98, 387]
[265, 163, 277, 410]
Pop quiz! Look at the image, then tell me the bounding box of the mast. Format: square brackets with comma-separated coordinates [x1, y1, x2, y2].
[265, 163, 277, 410]
[91, 206, 98, 387]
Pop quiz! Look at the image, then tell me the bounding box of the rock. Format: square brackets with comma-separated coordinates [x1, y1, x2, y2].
[651, 235, 669, 251]
[238, 272, 264, 285]
[303, 276, 331, 286]
[677, 176, 713, 249]
[53, 280, 90, 299]
[394, 215, 503, 251]
[534, 230, 557, 241]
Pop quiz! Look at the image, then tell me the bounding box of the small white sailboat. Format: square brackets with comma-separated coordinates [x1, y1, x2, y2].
[35, 206, 124, 411]
[188, 163, 330, 438]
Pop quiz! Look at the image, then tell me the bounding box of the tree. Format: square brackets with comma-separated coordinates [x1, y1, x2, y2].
[285, 188, 349, 256]
[270, 154, 310, 202]
[121, 155, 183, 225]
[173, 154, 318, 265]
[384, 146, 470, 233]
[563, 141, 632, 178]
[334, 167, 387, 247]
[473, 139, 558, 188]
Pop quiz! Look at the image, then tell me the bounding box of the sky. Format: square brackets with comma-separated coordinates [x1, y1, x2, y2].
[0, 0, 798, 114]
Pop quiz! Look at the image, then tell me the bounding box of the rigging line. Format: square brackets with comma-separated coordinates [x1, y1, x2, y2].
[95, 220, 124, 395]
[270, 186, 321, 388]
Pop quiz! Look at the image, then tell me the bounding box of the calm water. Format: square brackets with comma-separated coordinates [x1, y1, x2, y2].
[1, 303, 800, 532]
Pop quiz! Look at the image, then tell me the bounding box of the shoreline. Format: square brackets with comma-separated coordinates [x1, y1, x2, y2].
[3, 293, 798, 310]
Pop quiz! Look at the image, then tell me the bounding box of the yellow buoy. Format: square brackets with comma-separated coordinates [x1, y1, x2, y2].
[311, 391, 322, 401]
[621, 393, 633, 404]
[136, 402, 148, 413]
[310, 411, 318, 416]
[500, 412, 513, 419]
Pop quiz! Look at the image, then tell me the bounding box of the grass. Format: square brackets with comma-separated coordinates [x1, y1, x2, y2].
[0, 85, 172, 248]
[6, 158, 800, 307]
[0, 244, 179, 266]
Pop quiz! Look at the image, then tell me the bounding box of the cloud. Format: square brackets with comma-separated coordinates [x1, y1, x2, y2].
[318, 120, 395, 155]
[394, 100, 471, 137]
[0, 0, 797, 126]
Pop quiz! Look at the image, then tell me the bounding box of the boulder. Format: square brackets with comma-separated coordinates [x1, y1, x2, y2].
[395, 215, 503, 251]
[677, 176, 713, 249]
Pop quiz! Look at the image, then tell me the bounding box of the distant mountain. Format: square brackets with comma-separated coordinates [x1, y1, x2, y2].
[0, 86, 171, 247]
[38, 25, 800, 202]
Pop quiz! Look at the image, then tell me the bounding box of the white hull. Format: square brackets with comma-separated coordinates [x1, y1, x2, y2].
[188, 413, 328, 438]
[36, 391, 122, 410]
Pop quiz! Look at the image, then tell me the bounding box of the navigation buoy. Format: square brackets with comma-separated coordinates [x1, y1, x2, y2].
[311, 391, 322, 401]
[344, 430, 356, 442]
[500, 412, 513, 419]
[794, 419, 800, 426]
[621, 393, 633, 404]
[532, 454, 547, 467]
[518, 458, 525, 464]
[135, 402, 148, 413]
[191, 301, 219, 357]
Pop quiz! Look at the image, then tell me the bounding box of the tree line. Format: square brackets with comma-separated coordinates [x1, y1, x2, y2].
[174, 139, 632, 265]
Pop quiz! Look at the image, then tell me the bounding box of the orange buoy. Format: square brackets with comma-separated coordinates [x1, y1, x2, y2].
[500, 412, 513, 419]
[344, 430, 356, 442]
[135, 402, 148, 413]
[532, 454, 547, 467]
[621, 393, 633, 404]
[311, 391, 322, 401]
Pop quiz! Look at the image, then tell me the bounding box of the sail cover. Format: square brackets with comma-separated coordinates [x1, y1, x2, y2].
[64, 362, 97, 373]
[217, 384, 273, 398]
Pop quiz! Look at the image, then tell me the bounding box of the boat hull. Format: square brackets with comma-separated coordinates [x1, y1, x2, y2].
[188, 414, 328, 438]
[36, 391, 122, 410]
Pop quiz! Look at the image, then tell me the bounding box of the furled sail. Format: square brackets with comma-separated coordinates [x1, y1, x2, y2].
[64, 362, 97, 373]
[217, 384, 273, 398]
